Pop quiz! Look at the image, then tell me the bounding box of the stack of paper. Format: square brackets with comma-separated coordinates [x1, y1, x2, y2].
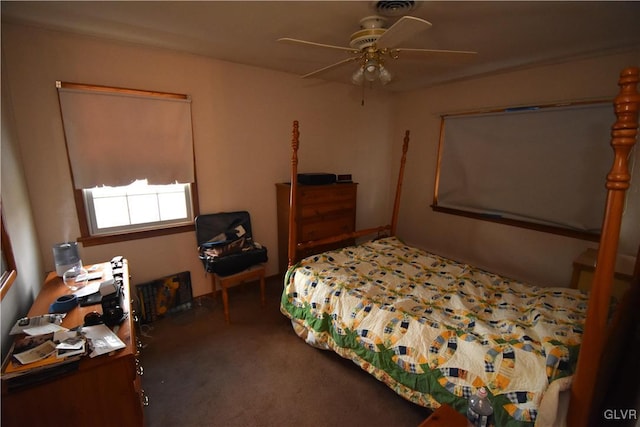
[1, 331, 85, 380]
[2, 310, 128, 383]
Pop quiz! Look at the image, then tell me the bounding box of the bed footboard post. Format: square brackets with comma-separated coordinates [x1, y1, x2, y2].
[391, 130, 410, 236]
[288, 120, 300, 269]
[568, 67, 639, 427]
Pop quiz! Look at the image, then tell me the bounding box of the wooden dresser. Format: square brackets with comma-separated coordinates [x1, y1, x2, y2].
[1, 260, 146, 427]
[276, 182, 357, 274]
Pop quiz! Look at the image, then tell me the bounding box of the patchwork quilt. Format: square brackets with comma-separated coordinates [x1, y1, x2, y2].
[280, 237, 588, 427]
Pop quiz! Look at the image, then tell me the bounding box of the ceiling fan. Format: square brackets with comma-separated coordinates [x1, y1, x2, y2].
[278, 14, 477, 87]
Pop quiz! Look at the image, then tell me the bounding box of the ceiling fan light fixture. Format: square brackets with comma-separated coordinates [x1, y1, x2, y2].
[364, 68, 378, 82]
[364, 59, 379, 81]
[351, 59, 393, 86]
[378, 65, 392, 85]
[351, 67, 364, 85]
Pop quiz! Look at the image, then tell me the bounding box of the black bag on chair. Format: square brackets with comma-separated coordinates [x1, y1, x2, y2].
[195, 211, 268, 277]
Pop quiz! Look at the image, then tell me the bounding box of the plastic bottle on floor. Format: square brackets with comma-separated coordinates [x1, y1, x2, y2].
[467, 386, 494, 427]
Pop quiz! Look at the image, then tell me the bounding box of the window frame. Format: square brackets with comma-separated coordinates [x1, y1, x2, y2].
[75, 181, 199, 247]
[432, 99, 611, 242]
[1, 208, 18, 300]
[83, 180, 195, 236]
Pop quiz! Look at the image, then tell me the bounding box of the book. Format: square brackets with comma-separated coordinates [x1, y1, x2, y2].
[4, 359, 81, 391]
[13, 340, 57, 365]
[1, 332, 84, 380]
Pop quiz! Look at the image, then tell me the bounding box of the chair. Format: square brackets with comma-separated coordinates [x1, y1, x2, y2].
[195, 211, 268, 323]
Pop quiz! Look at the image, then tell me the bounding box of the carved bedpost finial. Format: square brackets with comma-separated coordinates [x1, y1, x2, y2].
[292, 120, 300, 154]
[291, 120, 299, 177]
[607, 67, 640, 190]
[288, 120, 300, 269]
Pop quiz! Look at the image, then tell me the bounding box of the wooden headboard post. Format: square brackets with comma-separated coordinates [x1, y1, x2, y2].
[287, 120, 300, 269]
[568, 67, 639, 426]
[391, 130, 410, 236]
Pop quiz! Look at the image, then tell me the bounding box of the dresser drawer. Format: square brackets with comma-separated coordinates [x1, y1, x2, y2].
[299, 201, 355, 220]
[299, 185, 357, 205]
[300, 216, 354, 241]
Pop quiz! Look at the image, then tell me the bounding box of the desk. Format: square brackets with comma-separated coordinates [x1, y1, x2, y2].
[1, 260, 145, 427]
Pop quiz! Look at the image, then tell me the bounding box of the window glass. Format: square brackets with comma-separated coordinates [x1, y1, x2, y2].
[84, 180, 193, 235]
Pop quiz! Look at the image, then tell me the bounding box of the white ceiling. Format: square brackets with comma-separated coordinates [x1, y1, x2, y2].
[2, 1, 640, 92]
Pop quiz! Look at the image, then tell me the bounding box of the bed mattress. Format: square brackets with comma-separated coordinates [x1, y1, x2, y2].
[280, 237, 588, 427]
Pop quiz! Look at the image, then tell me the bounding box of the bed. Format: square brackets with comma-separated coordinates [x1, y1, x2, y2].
[280, 67, 639, 427]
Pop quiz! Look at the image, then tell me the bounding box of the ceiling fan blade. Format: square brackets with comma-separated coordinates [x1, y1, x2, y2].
[376, 16, 432, 49]
[301, 56, 361, 79]
[391, 48, 478, 58]
[278, 37, 358, 53]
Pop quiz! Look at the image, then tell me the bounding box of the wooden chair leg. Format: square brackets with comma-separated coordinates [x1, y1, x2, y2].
[215, 266, 266, 324]
[221, 283, 230, 324]
[210, 273, 217, 300]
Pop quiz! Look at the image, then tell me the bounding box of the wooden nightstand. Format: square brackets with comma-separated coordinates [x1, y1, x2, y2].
[571, 248, 635, 300]
[418, 404, 467, 427]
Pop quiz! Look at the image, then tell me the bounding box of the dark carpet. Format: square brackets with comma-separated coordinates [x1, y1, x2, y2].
[139, 275, 431, 427]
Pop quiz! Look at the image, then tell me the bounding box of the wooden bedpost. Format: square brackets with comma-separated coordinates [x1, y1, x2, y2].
[568, 67, 639, 427]
[287, 120, 300, 269]
[391, 130, 410, 236]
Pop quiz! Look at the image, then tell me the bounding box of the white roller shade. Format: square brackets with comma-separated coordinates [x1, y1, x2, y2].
[58, 85, 194, 189]
[436, 102, 614, 234]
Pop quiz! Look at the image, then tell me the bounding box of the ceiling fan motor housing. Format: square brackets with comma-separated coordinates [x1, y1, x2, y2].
[350, 16, 387, 49]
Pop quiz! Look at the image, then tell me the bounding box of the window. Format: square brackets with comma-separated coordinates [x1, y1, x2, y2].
[84, 180, 194, 235]
[56, 82, 199, 246]
[433, 100, 612, 241]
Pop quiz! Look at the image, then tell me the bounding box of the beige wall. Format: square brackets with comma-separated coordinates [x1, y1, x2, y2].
[1, 50, 45, 357]
[1, 22, 394, 299]
[391, 53, 640, 286]
[1, 19, 638, 344]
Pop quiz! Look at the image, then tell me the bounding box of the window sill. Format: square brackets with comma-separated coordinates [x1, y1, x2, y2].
[431, 205, 600, 242]
[78, 223, 195, 247]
